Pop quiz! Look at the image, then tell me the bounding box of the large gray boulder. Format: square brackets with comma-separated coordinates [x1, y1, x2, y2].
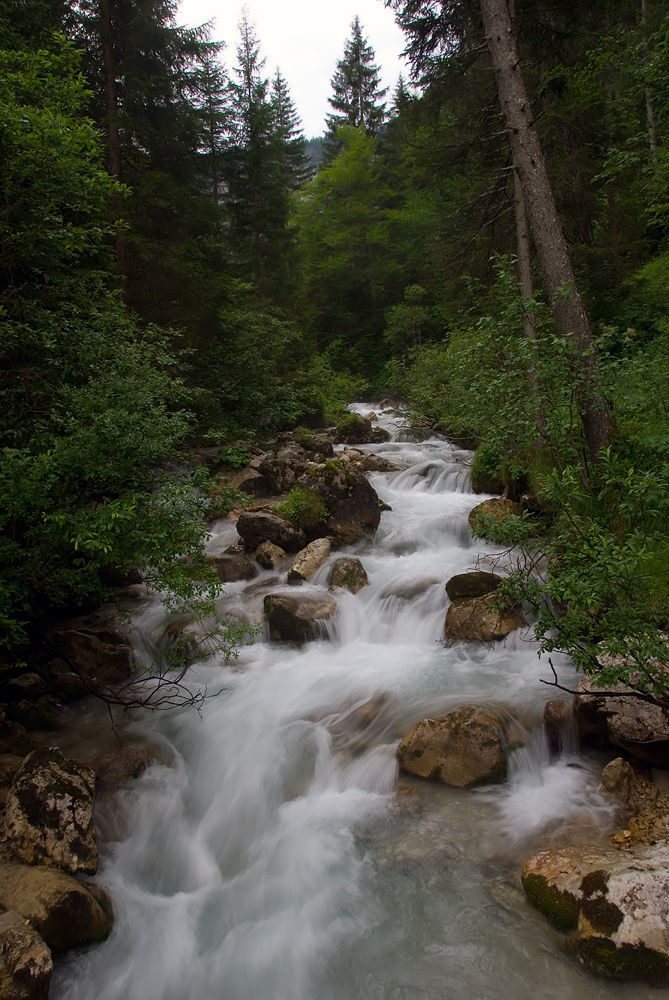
[236, 510, 306, 552]
[522, 843, 669, 980]
[574, 676, 669, 767]
[445, 592, 524, 642]
[0, 908, 52, 1000]
[397, 705, 507, 787]
[288, 539, 331, 585]
[0, 863, 112, 954]
[264, 593, 337, 643]
[258, 446, 309, 494]
[299, 462, 381, 545]
[6, 749, 97, 875]
[328, 557, 368, 594]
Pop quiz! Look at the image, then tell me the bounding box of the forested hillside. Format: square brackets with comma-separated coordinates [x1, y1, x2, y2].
[2, 0, 669, 694]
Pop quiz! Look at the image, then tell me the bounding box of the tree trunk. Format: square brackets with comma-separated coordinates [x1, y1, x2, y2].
[642, 0, 659, 155]
[99, 0, 125, 280]
[480, 0, 609, 464]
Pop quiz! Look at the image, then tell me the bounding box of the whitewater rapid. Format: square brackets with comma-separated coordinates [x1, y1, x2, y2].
[53, 405, 666, 1000]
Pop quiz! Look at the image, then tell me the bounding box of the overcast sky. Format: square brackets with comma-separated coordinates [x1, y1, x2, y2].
[177, 0, 409, 137]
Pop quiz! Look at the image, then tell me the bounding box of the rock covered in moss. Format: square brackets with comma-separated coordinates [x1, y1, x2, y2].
[397, 705, 507, 787]
[264, 593, 337, 643]
[0, 908, 52, 1000]
[335, 413, 373, 444]
[328, 557, 368, 594]
[522, 844, 669, 980]
[288, 538, 331, 585]
[444, 571, 502, 601]
[236, 510, 307, 552]
[258, 446, 309, 494]
[5, 749, 97, 875]
[0, 863, 112, 955]
[468, 498, 522, 537]
[445, 592, 524, 642]
[300, 461, 381, 545]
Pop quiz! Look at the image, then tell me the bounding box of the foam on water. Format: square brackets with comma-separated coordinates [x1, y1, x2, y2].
[53, 404, 664, 1000]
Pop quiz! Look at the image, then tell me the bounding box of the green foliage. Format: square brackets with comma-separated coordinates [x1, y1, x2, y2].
[470, 444, 504, 495]
[276, 487, 329, 529]
[293, 426, 315, 449]
[216, 447, 251, 470]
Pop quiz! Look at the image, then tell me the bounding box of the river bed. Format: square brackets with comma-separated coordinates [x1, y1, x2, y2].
[53, 405, 669, 1000]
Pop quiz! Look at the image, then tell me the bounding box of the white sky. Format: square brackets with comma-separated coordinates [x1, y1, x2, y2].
[177, 0, 409, 137]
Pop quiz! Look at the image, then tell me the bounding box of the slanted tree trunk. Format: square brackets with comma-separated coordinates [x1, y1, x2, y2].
[480, 0, 610, 464]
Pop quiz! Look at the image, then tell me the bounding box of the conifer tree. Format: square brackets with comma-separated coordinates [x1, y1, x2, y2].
[325, 16, 387, 155]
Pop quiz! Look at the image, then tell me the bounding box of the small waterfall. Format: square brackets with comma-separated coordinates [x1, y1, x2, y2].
[53, 404, 645, 1000]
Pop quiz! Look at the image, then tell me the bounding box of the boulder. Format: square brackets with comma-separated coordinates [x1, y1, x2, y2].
[0, 908, 52, 1000]
[299, 462, 380, 545]
[543, 699, 574, 747]
[91, 741, 164, 786]
[468, 498, 522, 537]
[328, 558, 368, 594]
[335, 413, 373, 444]
[444, 571, 502, 601]
[397, 705, 507, 787]
[236, 510, 306, 553]
[445, 592, 524, 642]
[258, 446, 309, 494]
[0, 757, 24, 808]
[522, 843, 669, 980]
[6, 749, 97, 875]
[0, 863, 112, 954]
[211, 554, 258, 583]
[574, 676, 669, 767]
[264, 593, 337, 643]
[0, 727, 30, 760]
[288, 539, 331, 585]
[601, 758, 669, 849]
[370, 426, 391, 443]
[46, 624, 134, 692]
[254, 541, 287, 569]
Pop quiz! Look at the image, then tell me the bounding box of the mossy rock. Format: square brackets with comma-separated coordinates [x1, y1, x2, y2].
[335, 413, 372, 444]
[522, 873, 579, 932]
[578, 937, 669, 981]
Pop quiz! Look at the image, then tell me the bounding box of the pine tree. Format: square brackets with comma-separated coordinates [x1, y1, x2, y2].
[271, 69, 310, 190]
[325, 16, 387, 155]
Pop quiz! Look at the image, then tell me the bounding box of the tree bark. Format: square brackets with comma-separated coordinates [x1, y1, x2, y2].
[641, 0, 659, 156]
[480, 0, 610, 464]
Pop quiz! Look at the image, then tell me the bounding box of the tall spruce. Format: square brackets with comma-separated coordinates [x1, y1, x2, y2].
[325, 16, 387, 156]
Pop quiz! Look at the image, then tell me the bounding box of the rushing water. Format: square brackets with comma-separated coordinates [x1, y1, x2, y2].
[54, 406, 669, 1000]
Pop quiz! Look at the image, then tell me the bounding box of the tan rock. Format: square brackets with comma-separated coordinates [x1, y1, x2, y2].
[288, 538, 331, 584]
[543, 699, 574, 746]
[6, 748, 97, 875]
[328, 557, 368, 594]
[397, 705, 507, 787]
[574, 676, 669, 767]
[445, 592, 524, 642]
[254, 541, 287, 569]
[236, 510, 306, 552]
[468, 498, 522, 538]
[0, 863, 112, 954]
[444, 571, 502, 601]
[522, 843, 669, 979]
[264, 593, 337, 643]
[601, 757, 669, 849]
[0, 908, 52, 1000]
[91, 741, 165, 786]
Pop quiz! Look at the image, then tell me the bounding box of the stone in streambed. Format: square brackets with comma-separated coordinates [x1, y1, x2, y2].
[288, 538, 331, 584]
[91, 741, 165, 786]
[211, 554, 258, 583]
[543, 699, 574, 748]
[254, 541, 287, 569]
[0, 863, 112, 954]
[236, 510, 306, 552]
[264, 593, 337, 643]
[445, 571, 502, 601]
[397, 705, 507, 787]
[0, 908, 52, 1000]
[299, 462, 380, 545]
[522, 844, 669, 980]
[445, 592, 524, 642]
[468, 498, 522, 537]
[574, 674, 669, 768]
[6, 749, 97, 875]
[328, 557, 368, 594]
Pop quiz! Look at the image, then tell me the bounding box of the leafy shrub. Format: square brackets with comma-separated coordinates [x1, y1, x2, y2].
[470, 444, 504, 494]
[294, 426, 316, 449]
[217, 447, 251, 470]
[276, 487, 329, 529]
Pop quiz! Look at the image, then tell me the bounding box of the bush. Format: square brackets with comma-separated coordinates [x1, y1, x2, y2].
[470, 444, 504, 494]
[276, 487, 329, 529]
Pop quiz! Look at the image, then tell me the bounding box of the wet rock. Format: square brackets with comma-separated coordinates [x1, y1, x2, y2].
[288, 538, 331, 585]
[445, 571, 502, 601]
[91, 741, 164, 786]
[397, 705, 507, 787]
[211, 554, 258, 583]
[46, 624, 134, 692]
[0, 758, 24, 808]
[0, 908, 52, 1000]
[0, 863, 112, 954]
[6, 748, 97, 875]
[522, 844, 669, 980]
[299, 462, 380, 545]
[254, 541, 287, 569]
[258, 446, 309, 494]
[0, 727, 30, 760]
[445, 592, 524, 642]
[236, 510, 306, 553]
[364, 411, 378, 421]
[574, 676, 669, 767]
[328, 557, 368, 594]
[601, 758, 669, 849]
[163, 617, 203, 667]
[543, 699, 574, 747]
[468, 498, 522, 538]
[226, 465, 269, 496]
[264, 593, 337, 643]
[241, 575, 281, 598]
[3, 697, 63, 733]
[370, 426, 390, 443]
[335, 413, 373, 444]
[380, 577, 440, 601]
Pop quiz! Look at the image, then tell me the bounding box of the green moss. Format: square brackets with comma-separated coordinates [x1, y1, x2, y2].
[471, 444, 504, 494]
[307, 459, 355, 488]
[522, 873, 580, 932]
[335, 412, 370, 443]
[294, 426, 316, 449]
[276, 487, 328, 529]
[578, 938, 669, 981]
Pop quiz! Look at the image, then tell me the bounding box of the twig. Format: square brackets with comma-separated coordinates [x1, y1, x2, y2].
[540, 658, 669, 708]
